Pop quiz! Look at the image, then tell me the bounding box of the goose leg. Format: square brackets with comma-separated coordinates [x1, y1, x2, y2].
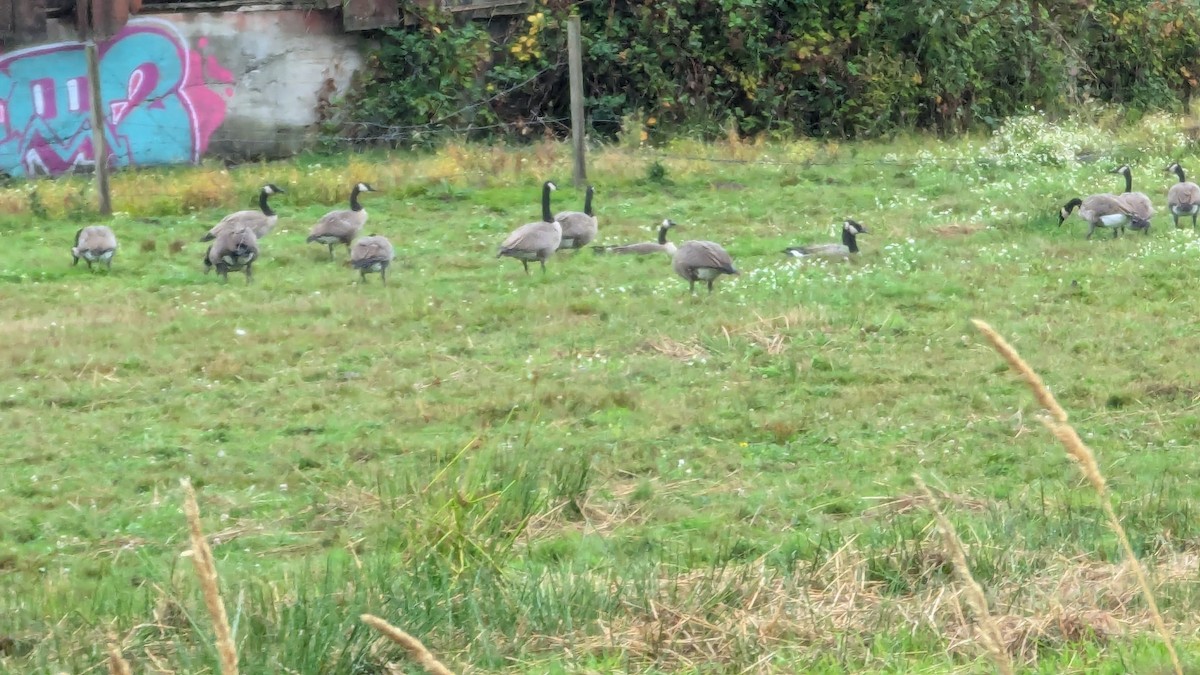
[707, 279, 715, 294]
[1112, 227, 1119, 239]
[521, 260, 530, 275]
[85, 259, 93, 270]
[244, 263, 253, 285]
[1086, 223, 1095, 240]
[360, 269, 367, 284]
[1174, 214, 1181, 229]
[540, 259, 547, 274]
[106, 258, 113, 270]
[1193, 213, 1198, 229]
[327, 244, 335, 261]
[688, 279, 696, 294]
[71, 255, 79, 267]
[381, 267, 387, 286]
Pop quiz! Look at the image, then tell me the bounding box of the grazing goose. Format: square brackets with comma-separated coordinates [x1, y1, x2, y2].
[350, 234, 395, 285]
[1058, 194, 1144, 239]
[593, 219, 678, 256]
[497, 181, 561, 274]
[783, 219, 868, 260]
[204, 223, 259, 284]
[307, 182, 377, 260]
[554, 185, 598, 250]
[1165, 162, 1200, 229]
[673, 239, 739, 294]
[1110, 165, 1155, 231]
[200, 184, 285, 242]
[71, 225, 118, 270]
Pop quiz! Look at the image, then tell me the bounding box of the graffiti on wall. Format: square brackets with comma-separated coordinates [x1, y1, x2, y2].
[0, 18, 234, 177]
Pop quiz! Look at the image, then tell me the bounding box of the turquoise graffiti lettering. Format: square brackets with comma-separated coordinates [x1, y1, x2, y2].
[0, 18, 233, 176]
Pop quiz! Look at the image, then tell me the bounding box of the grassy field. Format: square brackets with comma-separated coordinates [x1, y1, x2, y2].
[4, 111, 1200, 673]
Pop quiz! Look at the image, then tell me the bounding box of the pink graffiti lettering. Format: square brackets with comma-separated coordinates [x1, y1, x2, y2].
[0, 18, 234, 176]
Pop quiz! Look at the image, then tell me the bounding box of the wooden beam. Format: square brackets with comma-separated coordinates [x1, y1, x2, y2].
[85, 40, 112, 216]
[567, 14, 586, 187]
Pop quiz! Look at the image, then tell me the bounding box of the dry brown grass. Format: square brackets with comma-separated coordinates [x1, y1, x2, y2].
[105, 640, 132, 675]
[520, 539, 1193, 671]
[915, 475, 1015, 675]
[181, 477, 240, 675]
[972, 319, 1183, 675]
[361, 614, 458, 675]
[643, 336, 709, 361]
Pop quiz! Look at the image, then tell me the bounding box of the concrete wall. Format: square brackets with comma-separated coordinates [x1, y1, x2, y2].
[0, 9, 364, 177]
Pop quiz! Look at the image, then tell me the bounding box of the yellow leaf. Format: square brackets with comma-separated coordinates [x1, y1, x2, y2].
[639, 130, 648, 142]
[912, 72, 923, 85]
[647, 116, 657, 126]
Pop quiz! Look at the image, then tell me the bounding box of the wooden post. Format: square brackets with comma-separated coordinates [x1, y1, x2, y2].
[84, 39, 112, 216]
[567, 15, 586, 187]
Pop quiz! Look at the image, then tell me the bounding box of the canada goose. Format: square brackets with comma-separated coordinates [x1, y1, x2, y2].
[200, 184, 285, 242]
[307, 182, 377, 261]
[1165, 162, 1200, 229]
[71, 225, 118, 270]
[673, 239, 739, 294]
[555, 185, 598, 250]
[204, 223, 259, 284]
[497, 181, 561, 274]
[1110, 165, 1155, 229]
[350, 234, 395, 285]
[1058, 194, 1145, 239]
[593, 219, 678, 256]
[783, 219, 868, 259]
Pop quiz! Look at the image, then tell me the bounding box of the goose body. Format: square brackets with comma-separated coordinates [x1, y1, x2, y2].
[350, 234, 396, 285]
[1110, 165, 1155, 229]
[308, 182, 376, 260]
[593, 219, 677, 256]
[498, 181, 561, 274]
[672, 239, 739, 294]
[71, 225, 118, 270]
[201, 184, 285, 242]
[1166, 162, 1200, 228]
[1058, 194, 1143, 239]
[783, 219, 868, 260]
[204, 223, 259, 284]
[555, 185, 598, 250]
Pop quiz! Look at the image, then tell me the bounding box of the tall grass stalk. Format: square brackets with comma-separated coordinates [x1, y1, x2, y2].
[914, 475, 1014, 675]
[972, 319, 1183, 675]
[181, 477, 240, 675]
[361, 614, 458, 675]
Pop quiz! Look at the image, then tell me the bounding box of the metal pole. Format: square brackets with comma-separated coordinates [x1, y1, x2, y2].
[84, 39, 111, 215]
[567, 15, 586, 187]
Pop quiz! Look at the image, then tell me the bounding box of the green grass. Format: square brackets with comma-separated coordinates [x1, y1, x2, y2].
[4, 112, 1200, 673]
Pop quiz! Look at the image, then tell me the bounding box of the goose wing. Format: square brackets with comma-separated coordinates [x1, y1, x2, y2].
[309, 209, 364, 240]
[783, 243, 847, 258]
[595, 241, 665, 255]
[351, 236, 395, 268]
[202, 210, 262, 242]
[679, 240, 737, 272]
[1169, 181, 1200, 208]
[1081, 193, 1135, 217]
[555, 211, 598, 239]
[500, 220, 562, 254]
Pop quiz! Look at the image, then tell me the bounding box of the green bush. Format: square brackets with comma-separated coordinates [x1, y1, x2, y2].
[345, 0, 1200, 142]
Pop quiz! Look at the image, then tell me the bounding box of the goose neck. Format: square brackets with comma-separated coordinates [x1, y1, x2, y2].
[583, 188, 594, 217]
[842, 227, 858, 253]
[349, 185, 364, 212]
[259, 190, 276, 217]
[541, 184, 553, 223]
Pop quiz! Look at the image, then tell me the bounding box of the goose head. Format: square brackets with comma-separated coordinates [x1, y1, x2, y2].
[1059, 198, 1083, 226]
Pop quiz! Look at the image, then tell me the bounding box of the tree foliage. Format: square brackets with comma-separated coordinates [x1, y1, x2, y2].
[346, 0, 1200, 141]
